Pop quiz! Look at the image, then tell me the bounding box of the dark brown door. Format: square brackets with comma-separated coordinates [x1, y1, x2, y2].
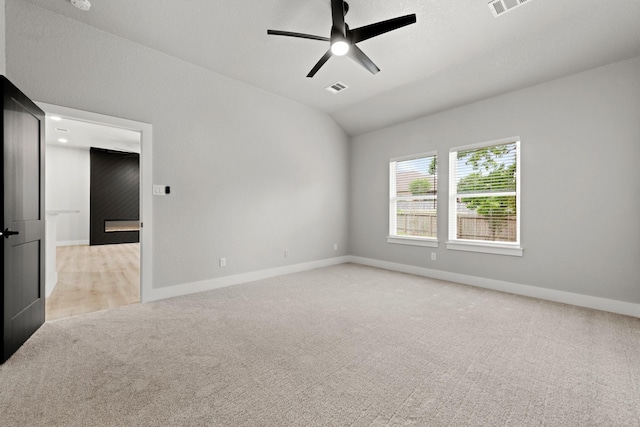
[1, 76, 45, 364]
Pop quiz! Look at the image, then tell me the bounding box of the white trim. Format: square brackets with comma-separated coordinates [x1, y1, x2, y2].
[146, 256, 350, 302]
[347, 256, 640, 318]
[448, 150, 457, 241]
[515, 139, 521, 244]
[43, 236, 637, 318]
[387, 236, 438, 247]
[45, 272, 58, 297]
[449, 138, 520, 247]
[36, 102, 153, 303]
[56, 240, 90, 247]
[449, 136, 520, 153]
[389, 161, 397, 235]
[446, 240, 523, 256]
[390, 150, 438, 162]
[389, 153, 439, 239]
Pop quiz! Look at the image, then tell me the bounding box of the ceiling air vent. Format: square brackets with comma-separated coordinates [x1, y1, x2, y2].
[488, 0, 530, 17]
[325, 82, 349, 94]
[70, 0, 91, 11]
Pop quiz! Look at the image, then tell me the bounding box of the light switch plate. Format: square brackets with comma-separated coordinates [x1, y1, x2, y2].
[153, 184, 169, 196]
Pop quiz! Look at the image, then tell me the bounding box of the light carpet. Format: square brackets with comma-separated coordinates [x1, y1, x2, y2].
[1, 263, 639, 426]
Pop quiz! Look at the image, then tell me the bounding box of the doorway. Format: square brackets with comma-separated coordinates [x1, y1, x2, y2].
[36, 103, 153, 319]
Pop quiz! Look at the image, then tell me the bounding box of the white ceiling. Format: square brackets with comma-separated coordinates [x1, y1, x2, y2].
[45, 115, 141, 153]
[24, 0, 640, 136]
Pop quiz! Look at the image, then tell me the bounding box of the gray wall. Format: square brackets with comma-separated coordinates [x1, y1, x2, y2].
[6, 1, 638, 305]
[350, 56, 640, 304]
[0, 0, 5, 74]
[6, 0, 349, 289]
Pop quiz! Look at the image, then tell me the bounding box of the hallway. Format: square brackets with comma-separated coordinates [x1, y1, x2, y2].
[46, 243, 140, 320]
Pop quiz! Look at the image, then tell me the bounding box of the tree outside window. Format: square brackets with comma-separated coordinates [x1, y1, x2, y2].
[450, 141, 520, 243]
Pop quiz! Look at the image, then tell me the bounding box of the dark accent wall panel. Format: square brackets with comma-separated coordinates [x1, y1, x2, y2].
[90, 148, 140, 245]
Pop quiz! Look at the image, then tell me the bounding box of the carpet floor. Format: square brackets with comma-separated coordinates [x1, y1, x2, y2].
[1, 263, 639, 426]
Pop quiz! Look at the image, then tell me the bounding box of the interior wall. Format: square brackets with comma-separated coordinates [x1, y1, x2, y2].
[45, 145, 90, 245]
[350, 55, 640, 304]
[6, 0, 350, 289]
[0, 0, 5, 75]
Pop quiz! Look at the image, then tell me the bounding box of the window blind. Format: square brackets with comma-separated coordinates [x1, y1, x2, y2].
[449, 141, 519, 243]
[390, 154, 437, 239]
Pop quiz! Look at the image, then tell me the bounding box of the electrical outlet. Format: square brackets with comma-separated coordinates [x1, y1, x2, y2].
[431, 252, 437, 261]
[333, 243, 338, 251]
[219, 257, 226, 267]
[284, 249, 289, 258]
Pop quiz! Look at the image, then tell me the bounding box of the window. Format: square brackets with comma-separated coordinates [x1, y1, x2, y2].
[448, 138, 522, 256]
[388, 153, 438, 247]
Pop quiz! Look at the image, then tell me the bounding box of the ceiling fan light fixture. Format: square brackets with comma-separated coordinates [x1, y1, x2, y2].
[330, 40, 350, 56]
[267, 0, 416, 77]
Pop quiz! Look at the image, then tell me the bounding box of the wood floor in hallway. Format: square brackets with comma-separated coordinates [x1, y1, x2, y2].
[46, 243, 140, 321]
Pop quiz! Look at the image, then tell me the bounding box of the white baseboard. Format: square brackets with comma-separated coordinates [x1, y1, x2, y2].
[57, 240, 89, 247]
[46, 272, 58, 298]
[347, 256, 640, 318]
[146, 256, 351, 302]
[143, 254, 639, 318]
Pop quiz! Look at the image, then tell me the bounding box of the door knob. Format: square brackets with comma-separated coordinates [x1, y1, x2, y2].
[2, 229, 19, 238]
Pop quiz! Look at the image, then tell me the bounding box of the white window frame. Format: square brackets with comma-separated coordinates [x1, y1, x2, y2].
[388, 152, 438, 248]
[447, 137, 522, 256]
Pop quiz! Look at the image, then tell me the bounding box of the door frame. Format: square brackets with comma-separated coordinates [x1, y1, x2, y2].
[36, 102, 153, 303]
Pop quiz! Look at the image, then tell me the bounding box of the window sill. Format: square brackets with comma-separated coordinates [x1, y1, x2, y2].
[387, 236, 439, 248]
[446, 240, 523, 256]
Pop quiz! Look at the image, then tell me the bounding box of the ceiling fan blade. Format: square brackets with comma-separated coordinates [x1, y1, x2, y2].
[267, 30, 330, 42]
[349, 14, 417, 44]
[307, 50, 333, 78]
[347, 45, 380, 75]
[331, 0, 347, 36]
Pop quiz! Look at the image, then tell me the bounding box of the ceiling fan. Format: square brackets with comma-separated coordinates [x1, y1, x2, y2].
[267, 0, 417, 78]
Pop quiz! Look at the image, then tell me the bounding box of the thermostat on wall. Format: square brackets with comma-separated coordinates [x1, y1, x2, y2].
[153, 185, 170, 196]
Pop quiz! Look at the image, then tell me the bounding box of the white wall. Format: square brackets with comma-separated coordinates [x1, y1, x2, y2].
[45, 145, 90, 244]
[350, 56, 640, 305]
[6, 0, 350, 289]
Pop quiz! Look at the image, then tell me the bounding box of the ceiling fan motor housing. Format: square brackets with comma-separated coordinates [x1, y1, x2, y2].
[267, 0, 416, 77]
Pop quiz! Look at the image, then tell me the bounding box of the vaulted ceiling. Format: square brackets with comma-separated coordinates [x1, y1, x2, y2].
[22, 0, 640, 135]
